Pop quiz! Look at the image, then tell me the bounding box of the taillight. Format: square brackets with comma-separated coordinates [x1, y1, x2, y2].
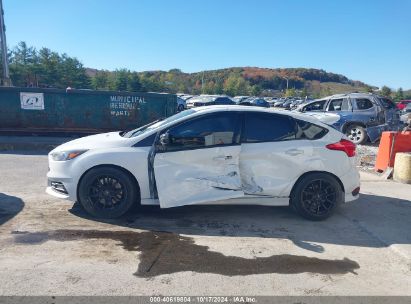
[326, 139, 356, 157]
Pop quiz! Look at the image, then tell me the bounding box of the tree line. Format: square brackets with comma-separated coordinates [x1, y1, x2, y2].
[4, 41, 410, 101]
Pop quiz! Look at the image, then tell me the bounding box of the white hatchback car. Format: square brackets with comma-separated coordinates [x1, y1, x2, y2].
[47, 106, 360, 220]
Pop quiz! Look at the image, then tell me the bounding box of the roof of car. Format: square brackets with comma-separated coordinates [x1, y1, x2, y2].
[321, 92, 386, 99]
[189, 105, 320, 122]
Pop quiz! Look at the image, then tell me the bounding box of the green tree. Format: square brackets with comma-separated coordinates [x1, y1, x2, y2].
[300, 87, 308, 98]
[58, 54, 90, 88]
[284, 88, 296, 97]
[92, 71, 110, 90]
[37, 48, 61, 87]
[250, 85, 262, 96]
[365, 85, 374, 93]
[9, 41, 38, 86]
[381, 86, 392, 98]
[223, 74, 252, 96]
[114, 69, 129, 91]
[128, 72, 142, 92]
[8, 41, 90, 89]
[214, 80, 224, 94]
[223, 74, 239, 96]
[394, 87, 404, 102]
[202, 81, 215, 94]
[236, 77, 251, 95]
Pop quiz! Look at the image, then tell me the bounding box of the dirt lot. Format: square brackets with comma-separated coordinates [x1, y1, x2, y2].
[0, 151, 410, 296]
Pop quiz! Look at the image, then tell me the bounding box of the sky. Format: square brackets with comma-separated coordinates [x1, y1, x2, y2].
[3, 0, 411, 89]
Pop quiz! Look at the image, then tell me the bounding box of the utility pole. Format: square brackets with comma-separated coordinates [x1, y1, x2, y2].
[283, 77, 289, 90]
[0, 0, 11, 86]
[201, 71, 204, 93]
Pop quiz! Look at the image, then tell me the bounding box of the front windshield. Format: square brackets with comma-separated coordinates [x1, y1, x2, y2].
[121, 109, 196, 138]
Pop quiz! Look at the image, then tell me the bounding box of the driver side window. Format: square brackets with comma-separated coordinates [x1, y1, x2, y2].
[159, 112, 240, 152]
[304, 100, 326, 111]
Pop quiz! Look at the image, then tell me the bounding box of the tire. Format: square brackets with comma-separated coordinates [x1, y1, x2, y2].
[177, 104, 185, 112]
[290, 173, 343, 221]
[78, 167, 139, 219]
[346, 124, 368, 145]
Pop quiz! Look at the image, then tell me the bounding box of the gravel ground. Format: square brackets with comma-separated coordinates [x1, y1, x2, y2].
[356, 144, 379, 173]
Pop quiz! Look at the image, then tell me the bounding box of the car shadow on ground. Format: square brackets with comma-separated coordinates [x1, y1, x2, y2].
[68, 193, 411, 252]
[15, 193, 410, 278]
[0, 193, 24, 225]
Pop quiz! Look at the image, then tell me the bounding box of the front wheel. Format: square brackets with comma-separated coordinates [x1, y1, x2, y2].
[290, 173, 343, 221]
[78, 167, 139, 218]
[346, 125, 367, 145]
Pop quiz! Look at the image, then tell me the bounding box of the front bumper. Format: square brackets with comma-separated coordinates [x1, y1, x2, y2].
[46, 186, 70, 199]
[46, 174, 76, 201]
[46, 155, 78, 201]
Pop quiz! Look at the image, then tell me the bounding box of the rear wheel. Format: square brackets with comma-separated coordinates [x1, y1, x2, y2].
[291, 173, 343, 221]
[346, 124, 367, 145]
[78, 167, 138, 218]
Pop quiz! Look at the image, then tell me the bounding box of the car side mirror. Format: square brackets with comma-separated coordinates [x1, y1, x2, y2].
[159, 132, 170, 146]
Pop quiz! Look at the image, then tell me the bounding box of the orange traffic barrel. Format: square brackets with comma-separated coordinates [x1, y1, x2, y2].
[375, 131, 411, 172]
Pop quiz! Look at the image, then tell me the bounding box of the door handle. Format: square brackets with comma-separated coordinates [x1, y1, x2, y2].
[213, 155, 233, 160]
[285, 149, 304, 156]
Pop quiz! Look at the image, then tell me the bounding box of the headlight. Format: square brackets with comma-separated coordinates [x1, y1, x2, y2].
[51, 150, 88, 161]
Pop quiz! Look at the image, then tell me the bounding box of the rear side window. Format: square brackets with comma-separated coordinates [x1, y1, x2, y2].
[355, 98, 374, 110]
[243, 113, 295, 143]
[379, 97, 396, 109]
[296, 120, 329, 140]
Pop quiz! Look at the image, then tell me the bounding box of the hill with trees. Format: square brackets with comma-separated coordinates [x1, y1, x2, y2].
[5, 41, 410, 100]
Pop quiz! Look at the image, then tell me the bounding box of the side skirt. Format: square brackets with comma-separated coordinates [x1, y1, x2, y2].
[140, 196, 289, 207]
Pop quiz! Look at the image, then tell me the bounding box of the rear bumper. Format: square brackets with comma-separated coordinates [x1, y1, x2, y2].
[339, 168, 361, 203]
[344, 191, 360, 203]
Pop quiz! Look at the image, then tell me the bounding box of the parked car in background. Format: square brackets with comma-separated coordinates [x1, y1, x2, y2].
[239, 97, 270, 108]
[400, 103, 411, 125]
[177, 96, 186, 112]
[47, 105, 360, 221]
[296, 93, 401, 144]
[290, 99, 304, 110]
[186, 95, 235, 108]
[233, 96, 250, 104]
[273, 99, 287, 107]
[267, 98, 279, 107]
[282, 99, 293, 109]
[397, 100, 411, 110]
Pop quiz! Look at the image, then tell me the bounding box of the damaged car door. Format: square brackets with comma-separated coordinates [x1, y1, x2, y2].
[239, 112, 314, 198]
[153, 112, 244, 208]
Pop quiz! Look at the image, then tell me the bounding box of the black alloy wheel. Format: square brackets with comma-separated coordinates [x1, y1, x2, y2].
[291, 173, 343, 220]
[78, 167, 138, 218]
[301, 179, 337, 217]
[88, 176, 127, 210]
